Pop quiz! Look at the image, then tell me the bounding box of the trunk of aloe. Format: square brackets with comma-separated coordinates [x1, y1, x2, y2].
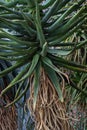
[0, 89, 17, 130]
[27, 69, 74, 130]
[0, 99, 17, 130]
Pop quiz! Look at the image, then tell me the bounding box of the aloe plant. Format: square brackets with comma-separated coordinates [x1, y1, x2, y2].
[0, 0, 87, 130]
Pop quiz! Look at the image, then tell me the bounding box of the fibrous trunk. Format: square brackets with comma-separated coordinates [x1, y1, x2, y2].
[27, 69, 74, 130]
[0, 95, 17, 130]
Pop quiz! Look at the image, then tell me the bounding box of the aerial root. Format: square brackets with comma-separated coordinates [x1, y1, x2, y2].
[0, 95, 17, 130]
[27, 69, 74, 130]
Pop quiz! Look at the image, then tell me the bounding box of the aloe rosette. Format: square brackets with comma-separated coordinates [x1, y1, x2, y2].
[0, 0, 87, 108]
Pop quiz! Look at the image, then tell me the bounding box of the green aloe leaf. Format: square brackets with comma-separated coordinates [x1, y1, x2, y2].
[0, 29, 38, 46]
[44, 64, 63, 102]
[48, 48, 72, 56]
[14, 80, 25, 98]
[33, 62, 41, 110]
[49, 18, 86, 45]
[48, 54, 87, 73]
[41, 0, 55, 9]
[0, 54, 39, 96]
[0, 63, 30, 96]
[0, 60, 25, 77]
[35, 0, 45, 47]
[42, 0, 61, 23]
[5, 79, 29, 107]
[42, 56, 67, 77]
[48, 3, 79, 31]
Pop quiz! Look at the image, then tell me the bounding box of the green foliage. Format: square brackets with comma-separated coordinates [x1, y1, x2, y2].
[0, 0, 87, 108]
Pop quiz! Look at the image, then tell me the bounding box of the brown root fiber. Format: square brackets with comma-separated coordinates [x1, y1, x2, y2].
[0, 95, 17, 130]
[27, 69, 74, 130]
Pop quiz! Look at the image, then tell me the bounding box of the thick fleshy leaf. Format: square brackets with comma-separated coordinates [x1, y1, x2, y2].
[42, 56, 68, 79]
[48, 54, 87, 73]
[44, 64, 63, 102]
[33, 62, 41, 110]
[5, 79, 29, 107]
[48, 48, 72, 56]
[0, 60, 24, 77]
[0, 63, 30, 96]
[0, 54, 39, 96]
